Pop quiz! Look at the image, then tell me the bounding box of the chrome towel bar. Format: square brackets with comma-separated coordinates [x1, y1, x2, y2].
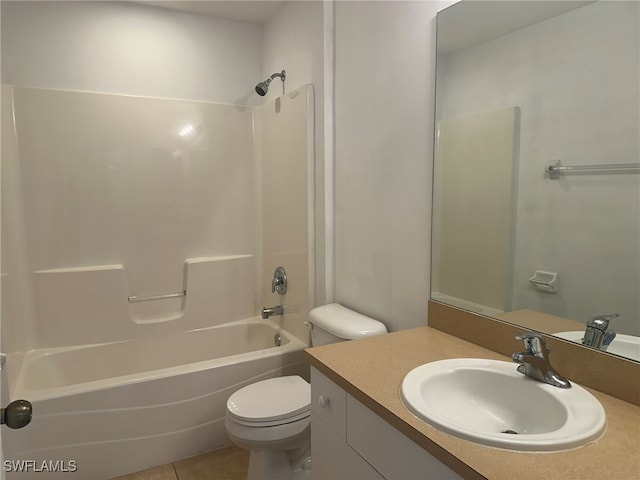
[128, 291, 186, 303]
[546, 160, 640, 179]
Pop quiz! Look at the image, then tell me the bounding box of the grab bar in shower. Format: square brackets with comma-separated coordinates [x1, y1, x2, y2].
[546, 160, 640, 179]
[127, 291, 186, 303]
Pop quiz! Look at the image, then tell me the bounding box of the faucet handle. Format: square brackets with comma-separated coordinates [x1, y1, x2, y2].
[515, 332, 548, 356]
[271, 266, 288, 295]
[586, 313, 619, 331]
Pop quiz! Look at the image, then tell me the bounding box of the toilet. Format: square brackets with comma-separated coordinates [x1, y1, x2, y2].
[225, 303, 388, 480]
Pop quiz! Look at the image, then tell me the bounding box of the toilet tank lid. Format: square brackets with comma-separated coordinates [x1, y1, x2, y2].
[309, 303, 387, 340]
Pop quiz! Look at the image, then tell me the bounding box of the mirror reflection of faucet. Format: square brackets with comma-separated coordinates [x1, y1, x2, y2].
[582, 313, 618, 351]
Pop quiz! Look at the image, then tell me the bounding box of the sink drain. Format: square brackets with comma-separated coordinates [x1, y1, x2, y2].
[501, 429, 518, 434]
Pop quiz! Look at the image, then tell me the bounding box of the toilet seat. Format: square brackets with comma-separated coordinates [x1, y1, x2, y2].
[228, 410, 310, 428]
[226, 376, 311, 427]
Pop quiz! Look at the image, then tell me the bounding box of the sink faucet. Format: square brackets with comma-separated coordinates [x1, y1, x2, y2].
[582, 313, 618, 351]
[512, 332, 571, 389]
[262, 305, 284, 319]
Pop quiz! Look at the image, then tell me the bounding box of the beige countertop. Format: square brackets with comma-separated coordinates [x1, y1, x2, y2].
[304, 327, 640, 480]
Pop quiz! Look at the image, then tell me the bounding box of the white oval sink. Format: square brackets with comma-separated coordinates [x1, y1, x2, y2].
[554, 331, 640, 362]
[401, 358, 606, 451]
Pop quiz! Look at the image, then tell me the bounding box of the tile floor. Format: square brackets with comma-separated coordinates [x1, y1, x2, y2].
[110, 446, 249, 480]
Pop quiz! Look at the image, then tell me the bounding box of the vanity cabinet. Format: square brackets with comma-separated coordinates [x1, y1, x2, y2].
[310, 366, 382, 479]
[311, 367, 462, 480]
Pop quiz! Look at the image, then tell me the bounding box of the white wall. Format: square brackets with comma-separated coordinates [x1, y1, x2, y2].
[262, 1, 323, 103]
[262, 1, 326, 306]
[438, 2, 639, 335]
[334, 1, 442, 332]
[1, 1, 262, 104]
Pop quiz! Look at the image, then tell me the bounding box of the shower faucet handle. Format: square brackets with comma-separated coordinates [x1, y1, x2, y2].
[271, 266, 288, 295]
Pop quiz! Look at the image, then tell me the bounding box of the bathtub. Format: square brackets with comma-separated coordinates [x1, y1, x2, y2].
[3, 318, 308, 479]
[431, 292, 504, 317]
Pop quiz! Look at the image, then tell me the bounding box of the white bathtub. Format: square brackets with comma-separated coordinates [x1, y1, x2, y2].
[431, 292, 504, 317]
[4, 318, 308, 479]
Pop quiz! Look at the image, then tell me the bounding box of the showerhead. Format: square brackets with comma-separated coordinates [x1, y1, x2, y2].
[255, 70, 286, 96]
[255, 80, 270, 96]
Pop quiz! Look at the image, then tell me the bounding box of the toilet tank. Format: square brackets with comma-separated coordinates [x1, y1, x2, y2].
[308, 303, 388, 346]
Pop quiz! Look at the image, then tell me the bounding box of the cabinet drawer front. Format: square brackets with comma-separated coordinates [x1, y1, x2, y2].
[346, 395, 463, 480]
[311, 366, 347, 440]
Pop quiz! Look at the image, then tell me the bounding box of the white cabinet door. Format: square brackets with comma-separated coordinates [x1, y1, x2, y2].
[311, 411, 383, 480]
[346, 395, 463, 480]
[311, 367, 463, 480]
[311, 366, 347, 439]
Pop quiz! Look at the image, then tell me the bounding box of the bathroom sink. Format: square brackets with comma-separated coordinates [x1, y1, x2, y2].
[555, 331, 640, 362]
[401, 358, 606, 451]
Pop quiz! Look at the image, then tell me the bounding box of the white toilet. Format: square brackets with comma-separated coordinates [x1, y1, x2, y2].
[225, 303, 387, 480]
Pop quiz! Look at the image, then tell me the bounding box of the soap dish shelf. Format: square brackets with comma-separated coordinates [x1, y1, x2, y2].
[528, 271, 558, 293]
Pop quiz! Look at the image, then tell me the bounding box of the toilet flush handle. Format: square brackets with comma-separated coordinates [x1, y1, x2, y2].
[318, 395, 330, 408]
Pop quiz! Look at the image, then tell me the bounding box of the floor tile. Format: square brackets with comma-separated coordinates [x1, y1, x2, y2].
[110, 463, 178, 480]
[173, 446, 249, 480]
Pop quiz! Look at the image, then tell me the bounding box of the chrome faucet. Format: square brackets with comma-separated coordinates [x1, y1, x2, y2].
[512, 332, 571, 389]
[262, 305, 284, 319]
[582, 313, 618, 351]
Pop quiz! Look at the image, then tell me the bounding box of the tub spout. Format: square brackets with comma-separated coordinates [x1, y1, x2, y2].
[262, 305, 283, 319]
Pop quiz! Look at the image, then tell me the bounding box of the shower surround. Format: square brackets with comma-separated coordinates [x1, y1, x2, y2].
[1, 84, 314, 477]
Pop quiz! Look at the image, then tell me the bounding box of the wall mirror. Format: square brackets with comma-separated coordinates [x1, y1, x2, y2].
[432, 1, 639, 362]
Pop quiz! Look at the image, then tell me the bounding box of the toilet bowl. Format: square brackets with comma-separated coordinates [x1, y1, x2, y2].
[225, 303, 387, 480]
[225, 375, 311, 479]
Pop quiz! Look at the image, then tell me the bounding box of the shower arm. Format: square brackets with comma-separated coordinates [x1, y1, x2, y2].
[255, 70, 286, 96]
[270, 70, 286, 82]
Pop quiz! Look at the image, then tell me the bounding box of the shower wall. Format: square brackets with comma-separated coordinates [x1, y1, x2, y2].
[1, 2, 316, 364]
[4, 86, 256, 352]
[432, 107, 520, 314]
[1, 86, 34, 357]
[258, 87, 315, 343]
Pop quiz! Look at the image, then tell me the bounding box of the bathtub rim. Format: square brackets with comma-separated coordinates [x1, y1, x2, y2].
[8, 317, 308, 403]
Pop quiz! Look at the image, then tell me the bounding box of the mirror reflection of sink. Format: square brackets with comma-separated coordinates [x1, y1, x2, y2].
[554, 331, 640, 362]
[401, 358, 606, 451]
